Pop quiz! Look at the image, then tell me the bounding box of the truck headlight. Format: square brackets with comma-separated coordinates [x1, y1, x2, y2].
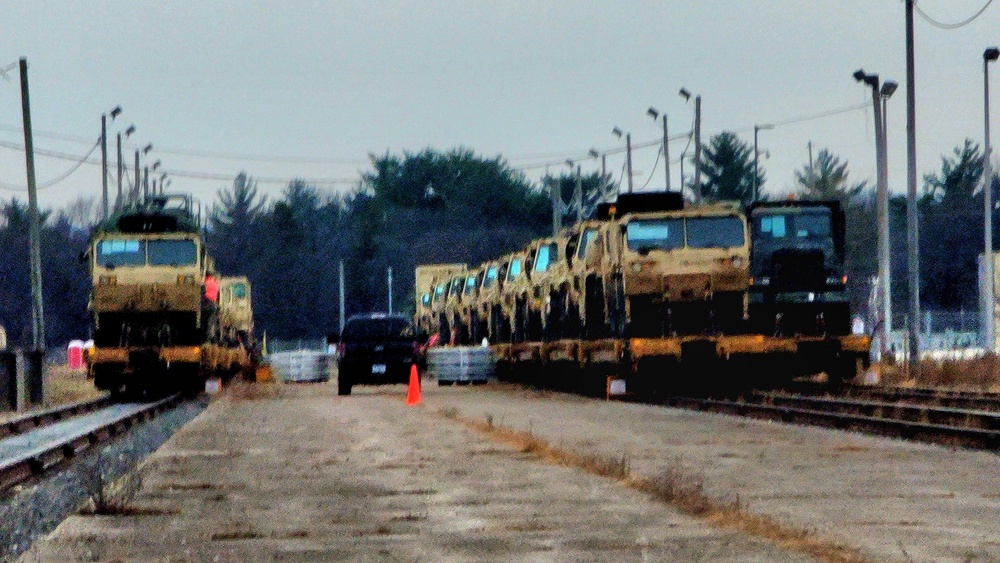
[99, 275, 117, 285]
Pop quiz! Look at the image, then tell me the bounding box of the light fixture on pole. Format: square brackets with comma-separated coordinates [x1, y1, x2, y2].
[854, 68, 891, 358]
[982, 47, 999, 351]
[679, 87, 702, 204]
[753, 124, 774, 202]
[647, 106, 671, 192]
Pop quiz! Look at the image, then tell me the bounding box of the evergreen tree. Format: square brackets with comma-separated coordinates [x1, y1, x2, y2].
[694, 132, 763, 208]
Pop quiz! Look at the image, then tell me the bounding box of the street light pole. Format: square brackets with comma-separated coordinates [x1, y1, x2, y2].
[612, 128, 633, 193]
[100, 106, 121, 220]
[753, 124, 773, 202]
[982, 47, 999, 351]
[905, 0, 921, 377]
[855, 69, 890, 358]
[679, 88, 702, 204]
[647, 107, 671, 193]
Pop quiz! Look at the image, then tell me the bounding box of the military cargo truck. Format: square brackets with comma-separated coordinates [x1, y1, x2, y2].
[414, 263, 466, 337]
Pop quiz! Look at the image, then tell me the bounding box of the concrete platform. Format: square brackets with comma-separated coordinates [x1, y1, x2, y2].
[20, 382, 811, 562]
[425, 383, 1000, 562]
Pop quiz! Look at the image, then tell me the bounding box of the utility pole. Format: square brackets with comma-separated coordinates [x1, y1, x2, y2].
[101, 115, 108, 219]
[388, 267, 393, 314]
[339, 260, 346, 333]
[19, 57, 45, 405]
[662, 115, 670, 192]
[693, 95, 702, 204]
[982, 47, 999, 351]
[133, 150, 140, 205]
[116, 132, 123, 209]
[143, 166, 149, 203]
[905, 0, 921, 377]
[808, 141, 814, 172]
[550, 175, 562, 236]
[601, 154, 609, 199]
[575, 164, 583, 223]
[625, 133, 634, 193]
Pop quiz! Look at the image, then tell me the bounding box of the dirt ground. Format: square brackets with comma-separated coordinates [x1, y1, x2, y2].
[20, 381, 814, 562]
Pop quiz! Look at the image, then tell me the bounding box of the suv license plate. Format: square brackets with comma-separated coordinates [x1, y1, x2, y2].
[372, 364, 387, 374]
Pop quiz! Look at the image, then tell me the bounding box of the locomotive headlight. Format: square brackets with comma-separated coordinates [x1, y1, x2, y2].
[98, 275, 117, 285]
[731, 256, 744, 268]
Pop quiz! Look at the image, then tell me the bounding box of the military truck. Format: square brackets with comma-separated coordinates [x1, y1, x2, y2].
[414, 263, 466, 337]
[747, 201, 850, 336]
[581, 194, 750, 337]
[218, 276, 253, 346]
[499, 250, 531, 342]
[85, 194, 252, 397]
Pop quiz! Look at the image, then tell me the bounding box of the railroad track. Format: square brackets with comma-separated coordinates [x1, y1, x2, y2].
[1, 395, 112, 441]
[667, 391, 1000, 451]
[841, 384, 1000, 412]
[0, 394, 182, 492]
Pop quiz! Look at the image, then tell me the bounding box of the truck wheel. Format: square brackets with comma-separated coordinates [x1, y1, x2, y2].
[338, 375, 352, 396]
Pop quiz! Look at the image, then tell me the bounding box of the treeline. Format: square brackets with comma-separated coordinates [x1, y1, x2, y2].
[0, 141, 995, 346]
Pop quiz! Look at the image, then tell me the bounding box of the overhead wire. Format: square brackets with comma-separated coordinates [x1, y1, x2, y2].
[0, 138, 101, 191]
[914, 0, 994, 29]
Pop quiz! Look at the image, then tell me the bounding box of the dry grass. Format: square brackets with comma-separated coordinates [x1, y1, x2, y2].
[876, 354, 1000, 391]
[439, 408, 872, 563]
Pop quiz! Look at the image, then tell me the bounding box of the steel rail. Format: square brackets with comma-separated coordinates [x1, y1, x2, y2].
[0, 395, 111, 441]
[668, 396, 1000, 451]
[0, 394, 181, 492]
[837, 385, 1000, 412]
[758, 393, 1000, 431]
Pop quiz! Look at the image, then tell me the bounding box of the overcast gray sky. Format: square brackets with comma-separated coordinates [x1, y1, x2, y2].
[1, 1, 998, 213]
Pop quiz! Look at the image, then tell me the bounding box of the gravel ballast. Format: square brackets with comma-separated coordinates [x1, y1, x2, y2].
[0, 398, 207, 561]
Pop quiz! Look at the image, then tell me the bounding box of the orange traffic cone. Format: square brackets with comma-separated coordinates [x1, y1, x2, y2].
[406, 364, 422, 406]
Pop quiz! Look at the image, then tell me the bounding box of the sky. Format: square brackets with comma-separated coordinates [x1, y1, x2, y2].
[1, 1, 999, 216]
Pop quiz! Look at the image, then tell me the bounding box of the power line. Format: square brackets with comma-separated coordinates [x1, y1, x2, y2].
[0, 138, 100, 191]
[914, 0, 994, 29]
[0, 138, 360, 187]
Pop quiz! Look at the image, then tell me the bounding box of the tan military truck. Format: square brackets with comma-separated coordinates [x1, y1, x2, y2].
[498, 250, 531, 342]
[579, 194, 750, 337]
[522, 235, 572, 341]
[476, 258, 508, 343]
[538, 219, 607, 340]
[414, 263, 466, 337]
[218, 276, 253, 346]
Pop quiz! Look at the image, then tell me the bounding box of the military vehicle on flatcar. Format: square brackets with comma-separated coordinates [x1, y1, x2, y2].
[85, 194, 253, 398]
[747, 200, 850, 336]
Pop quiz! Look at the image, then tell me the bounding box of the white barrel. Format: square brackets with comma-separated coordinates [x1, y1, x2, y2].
[427, 346, 494, 383]
[268, 351, 331, 382]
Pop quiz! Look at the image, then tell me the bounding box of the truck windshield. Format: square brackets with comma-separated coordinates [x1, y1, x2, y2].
[533, 243, 558, 272]
[96, 239, 145, 267]
[686, 216, 745, 248]
[577, 228, 598, 259]
[756, 210, 832, 239]
[483, 265, 498, 289]
[507, 258, 523, 281]
[231, 283, 247, 299]
[464, 276, 476, 296]
[626, 219, 684, 252]
[147, 239, 198, 266]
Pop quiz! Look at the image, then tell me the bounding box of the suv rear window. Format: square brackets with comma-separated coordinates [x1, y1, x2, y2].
[343, 317, 413, 339]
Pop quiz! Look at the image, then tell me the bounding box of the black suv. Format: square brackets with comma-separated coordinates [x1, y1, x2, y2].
[334, 313, 418, 396]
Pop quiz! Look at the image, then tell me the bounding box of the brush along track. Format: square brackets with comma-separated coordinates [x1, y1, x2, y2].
[667, 392, 1000, 451]
[0, 394, 181, 492]
[0, 395, 112, 441]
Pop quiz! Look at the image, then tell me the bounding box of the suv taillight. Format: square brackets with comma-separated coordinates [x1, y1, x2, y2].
[338, 343, 345, 357]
